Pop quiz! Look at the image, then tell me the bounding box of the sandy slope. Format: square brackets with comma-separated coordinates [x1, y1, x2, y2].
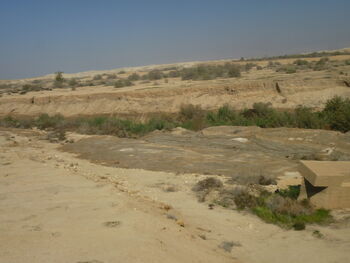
[1, 54, 350, 117]
[1, 128, 350, 263]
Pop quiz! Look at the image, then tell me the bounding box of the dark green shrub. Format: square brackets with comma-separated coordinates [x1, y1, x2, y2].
[93, 75, 102, 80]
[68, 78, 78, 87]
[293, 59, 309, 66]
[276, 64, 297, 74]
[294, 106, 326, 129]
[276, 185, 300, 200]
[53, 71, 65, 88]
[323, 96, 350, 132]
[167, 70, 180, 78]
[35, 114, 64, 130]
[128, 73, 141, 81]
[179, 104, 204, 121]
[114, 79, 133, 88]
[146, 70, 164, 80]
[233, 191, 258, 210]
[292, 222, 305, 230]
[244, 63, 256, 71]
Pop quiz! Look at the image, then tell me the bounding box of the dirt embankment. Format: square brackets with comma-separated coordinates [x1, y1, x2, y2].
[1, 78, 349, 118]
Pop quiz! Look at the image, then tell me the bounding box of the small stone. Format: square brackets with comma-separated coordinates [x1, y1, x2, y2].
[176, 220, 185, 227]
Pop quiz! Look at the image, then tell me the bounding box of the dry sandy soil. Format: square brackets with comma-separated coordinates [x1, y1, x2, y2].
[1, 127, 350, 263]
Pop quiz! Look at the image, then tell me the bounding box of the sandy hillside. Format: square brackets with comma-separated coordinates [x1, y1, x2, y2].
[1, 53, 350, 118]
[1, 128, 350, 263]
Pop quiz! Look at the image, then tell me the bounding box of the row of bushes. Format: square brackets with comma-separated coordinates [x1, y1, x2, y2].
[1, 97, 349, 137]
[122, 62, 246, 83]
[247, 50, 350, 61]
[269, 57, 347, 74]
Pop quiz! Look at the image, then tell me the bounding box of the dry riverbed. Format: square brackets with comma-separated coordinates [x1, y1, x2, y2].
[1, 127, 350, 263]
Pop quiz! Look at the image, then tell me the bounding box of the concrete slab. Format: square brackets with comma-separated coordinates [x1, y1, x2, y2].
[299, 161, 350, 209]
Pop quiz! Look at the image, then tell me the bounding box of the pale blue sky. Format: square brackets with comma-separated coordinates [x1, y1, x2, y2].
[1, 0, 349, 79]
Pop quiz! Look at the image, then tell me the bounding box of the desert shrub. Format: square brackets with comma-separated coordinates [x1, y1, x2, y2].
[192, 177, 223, 202]
[179, 104, 204, 121]
[167, 70, 181, 78]
[256, 65, 263, 70]
[226, 64, 241, 77]
[251, 195, 332, 228]
[211, 186, 333, 229]
[293, 59, 309, 66]
[53, 71, 65, 88]
[128, 73, 141, 81]
[145, 70, 164, 80]
[93, 75, 102, 80]
[294, 106, 327, 129]
[276, 64, 297, 74]
[68, 78, 78, 87]
[35, 113, 65, 130]
[178, 104, 207, 130]
[244, 63, 256, 71]
[323, 96, 350, 132]
[180, 63, 241, 81]
[276, 185, 300, 200]
[345, 60, 350, 66]
[55, 71, 64, 82]
[114, 79, 133, 88]
[105, 73, 117, 80]
[267, 61, 281, 68]
[258, 175, 276, 185]
[234, 190, 259, 210]
[192, 177, 223, 192]
[313, 57, 330, 71]
[206, 104, 243, 126]
[22, 84, 42, 92]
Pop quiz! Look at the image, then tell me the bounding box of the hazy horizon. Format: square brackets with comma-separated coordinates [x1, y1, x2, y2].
[1, 0, 350, 79]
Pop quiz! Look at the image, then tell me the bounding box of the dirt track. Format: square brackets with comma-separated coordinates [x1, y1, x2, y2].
[1, 128, 350, 263]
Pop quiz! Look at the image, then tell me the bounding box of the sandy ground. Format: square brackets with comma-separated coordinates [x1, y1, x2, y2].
[1, 128, 350, 263]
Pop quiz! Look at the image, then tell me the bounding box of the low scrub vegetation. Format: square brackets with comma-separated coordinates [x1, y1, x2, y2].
[237, 186, 332, 229]
[192, 178, 332, 229]
[1, 97, 349, 138]
[247, 50, 350, 61]
[114, 79, 133, 88]
[137, 63, 243, 82]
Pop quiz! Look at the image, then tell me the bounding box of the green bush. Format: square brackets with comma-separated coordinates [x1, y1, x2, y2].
[276, 185, 301, 200]
[128, 73, 141, 81]
[145, 70, 164, 80]
[114, 79, 133, 88]
[293, 59, 309, 66]
[35, 114, 64, 130]
[54, 71, 65, 88]
[180, 63, 241, 81]
[93, 75, 102, 80]
[68, 78, 78, 87]
[323, 96, 350, 132]
[276, 64, 297, 74]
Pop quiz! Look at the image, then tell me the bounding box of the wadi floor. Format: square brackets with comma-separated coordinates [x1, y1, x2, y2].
[1, 127, 350, 263]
